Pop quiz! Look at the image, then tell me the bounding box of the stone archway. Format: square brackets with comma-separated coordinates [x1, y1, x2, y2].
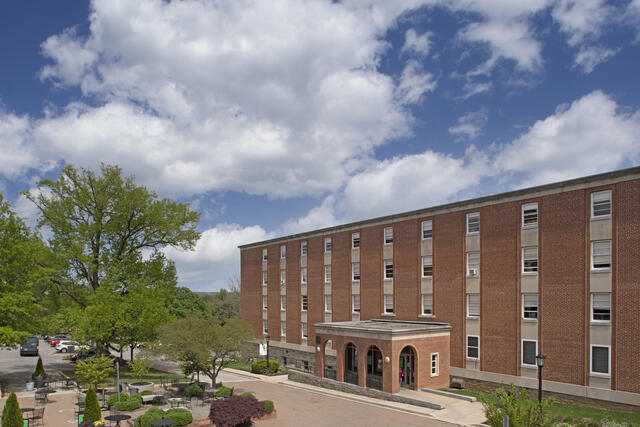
[366, 345, 383, 390]
[344, 342, 358, 385]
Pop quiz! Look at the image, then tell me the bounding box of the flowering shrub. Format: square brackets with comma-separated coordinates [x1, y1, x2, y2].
[209, 395, 266, 427]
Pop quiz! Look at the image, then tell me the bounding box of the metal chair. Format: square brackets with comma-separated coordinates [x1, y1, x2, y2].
[30, 407, 44, 426]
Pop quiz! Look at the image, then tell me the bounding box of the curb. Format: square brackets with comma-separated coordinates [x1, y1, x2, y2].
[421, 388, 477, 402]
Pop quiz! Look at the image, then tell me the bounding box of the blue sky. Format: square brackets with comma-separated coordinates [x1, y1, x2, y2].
[1, 0, 640, 291]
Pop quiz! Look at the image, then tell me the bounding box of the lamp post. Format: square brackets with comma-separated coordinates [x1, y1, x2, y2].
[265, 334, 271, 375]
[535, 354, 546, 403]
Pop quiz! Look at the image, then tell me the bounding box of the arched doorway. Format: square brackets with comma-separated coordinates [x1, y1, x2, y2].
[366, 345, 383, 390]
[323, 340, 336, 380]
[344, 343, 358, 385]
[399, 346, 416, 389]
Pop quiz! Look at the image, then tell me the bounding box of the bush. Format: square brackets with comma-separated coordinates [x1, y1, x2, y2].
[479, 384, 558, 427]
[250, 360, 280, 374]
[141, 390, 154, 396]
[214, 384, 233, 398]
[184, 383, 203, 397]
[129, 358, 151, 382]
[114, 394, 142, 411]
[107, 392, 129, 407]
[262, 400, 275, 413]
[84, 388, 102, 424]
[209, 395, 266, 426]
[240, 392, 256, 399]
[33, 357, 45, 377]
[1, 392, 23, 427]
[134, 407, 164, 427]
[165, 408, 193, 426]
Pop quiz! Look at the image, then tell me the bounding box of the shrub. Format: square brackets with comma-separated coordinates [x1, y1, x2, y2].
[209, 395, 266, 427]
[479, 384, 558, 427]
[1, 392, 23, 427]
[33, 357, 45, 377]
[262, 400, 275, 413]
[134, 407, 164, 427]
[214, 384, 233, 398]
[240, 392, 256, 399]
[84, 388, 102, 424]
[250, 360, 280, 374]
[107, 392, 129, 407]
[165, 408, 193, 426]
[184, 383, 203, 397]
[114, 394, 142, 411]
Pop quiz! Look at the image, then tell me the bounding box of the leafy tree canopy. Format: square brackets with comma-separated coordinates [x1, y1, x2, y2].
[167, 287, 207, 318]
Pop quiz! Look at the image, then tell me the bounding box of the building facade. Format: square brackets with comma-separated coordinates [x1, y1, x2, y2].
[239, 167, 640, 404]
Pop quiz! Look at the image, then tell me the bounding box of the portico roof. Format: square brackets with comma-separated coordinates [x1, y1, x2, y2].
[313, 319, 451, 341]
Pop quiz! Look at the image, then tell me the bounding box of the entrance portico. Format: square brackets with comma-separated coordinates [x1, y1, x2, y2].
[314, 319, 451, 394]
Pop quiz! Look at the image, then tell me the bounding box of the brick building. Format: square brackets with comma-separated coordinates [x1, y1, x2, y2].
[239, 167, 640, 403]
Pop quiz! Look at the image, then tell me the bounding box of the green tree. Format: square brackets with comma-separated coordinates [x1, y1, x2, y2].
[75, 356, 115, 389]
[129, 358, 151, 383]
[203, 289, 240, 323]
[167, 287, 207, 318]
[155, 316, 255, 386]
[0, 195, 50, 346]
[1, 392, 23, 427]
[84, 388, 102, 424]
[33, 356, 46, 377]
[479, 384, 558, 427]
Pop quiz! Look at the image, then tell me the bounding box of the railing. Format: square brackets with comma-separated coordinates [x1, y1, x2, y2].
[324, 367, 336, 380]
[366, 374, 383, 390]
[344, 370, 358, 385]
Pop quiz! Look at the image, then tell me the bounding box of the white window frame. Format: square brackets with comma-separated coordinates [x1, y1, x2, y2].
[302, 322, 308, 339]
[430, 353, 439, 376]
[352, 232, 360, 249]
[421, 294, 433, 316]
[263, 320, 268, 334]
[325, 265, 332, 283]
[384, 227, 393, 245]
[280, 245, 286, 259]
[590, 345, 611, 376]
[522, 293, 538, 320]
[384, 259, 393, 280]
[352, 262, 360, 281]
[280, 269, 286, 286]
[301, 241, 307, 256]
[263, 295, 268, 310]
[466, 212, 480, 234]
[262, 271, 268, 286]
[466, 335, 479, 360]
[301, 267, 307, 284]
[301, 295, 308, 311]
[591, 293, 611, 323]
[591, 240, 612, 270]
[262, 248, 267, 261]
[591, 190, 612, 219]
[422, 256, 433, 278]
[522, 203, 538, 227]
[521, 339, 537, 367]
[522, 247, 538, 273]
[281, 321, 286, 337]
[325, 295, 332, 313]
[352, 294, 360, 313]
[467, 252, 480, 277]
[384, 294, 394, 314]
[467, 294, 480, 318]
[422, 220, 432, 240]
[324, 237, 332, 253]
[281, 295, 286, 311]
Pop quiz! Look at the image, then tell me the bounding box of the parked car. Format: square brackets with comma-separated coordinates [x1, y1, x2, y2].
[20, 337, 39, 356]
[56, 340, 79, 353]
[71, 348, 96, 362]
[49, 335, 69, 346]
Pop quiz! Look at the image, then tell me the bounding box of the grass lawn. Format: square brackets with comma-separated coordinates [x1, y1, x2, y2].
[63, 366, 189, 388]
[443, 389, 640, 425]
[221, 360, 252, 372]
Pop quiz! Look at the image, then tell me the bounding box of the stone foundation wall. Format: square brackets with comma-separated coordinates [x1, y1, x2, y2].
[246, 342, 335, 373]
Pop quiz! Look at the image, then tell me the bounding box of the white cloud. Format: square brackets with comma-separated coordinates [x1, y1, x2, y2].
[574, 45, 619, 74]
[401, 28, 433, 56]
[449, 109, 488, 140]
[551, 0, 612, 47]
[282, 196, 340, 235]
[395, 60, 437, 105]
[0, 111, 38, 179]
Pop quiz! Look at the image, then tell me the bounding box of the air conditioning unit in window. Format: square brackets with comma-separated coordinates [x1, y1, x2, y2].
[280, 281, 285, 287]
[469, 268, 478, 276]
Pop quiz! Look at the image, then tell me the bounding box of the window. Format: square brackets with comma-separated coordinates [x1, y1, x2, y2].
[422, 220, 432, 240]
[522, 203, 538, 227]
[303, 360, 309, 371]
[301, 267, 307, 284]
[263, 320, 268, 334]
[384, 294, 394, 314]
[467, 335, 479, 359]
[522, 247, 538, 273]
[282, 356, 287, 366]
[591, 293, 611, 322]
[280, 269, 286, 286]
[590, 345, 610, 375]
[280, 245, 286, 259]
[302, 322, 308, 339]
[281, 295, 286, 311]
[592, 240, 611, 270]
[352, 295, 360, 313]
[422, 294, 433, 315]
[467, 252, 480, 276]
[301, 241, 307, 256]
[522, 340, 537, 366]
[263, 296, 268, 310]
[352, 232, 360, 248]
[522, 294, 538, 319]
[384, 227, 393, 245]
[352, 262, 360, 281]
[431, 353, 439, 376]
[467, 212, 480, 234]
[422, 256, 433, 277]
[262, 248, 267, 261]
[262, 271, 267, 286]
[384, 259, 394, 279]
[325, 237, 332, 253]
[324, 265, 332, 283]
[301, 295, 308, 311]
[591, 190, 611, 218]
[281, 321, 286, 337]
[467, 294, 480, 317]
[325, 295, 332, 313]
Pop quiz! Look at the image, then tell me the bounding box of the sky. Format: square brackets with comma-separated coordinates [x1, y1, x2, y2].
[1, 0, 640, 291]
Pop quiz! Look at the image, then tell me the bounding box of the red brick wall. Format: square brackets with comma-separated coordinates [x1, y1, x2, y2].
[540, 191, 586, 385]
[394, 219, 420, 319]
[433, 212, 465, 367]
[614, 180, 640, 393]
[332, 231, 352, 322]
[481, 202, 519, 375]
[307, 236, 324, 345]
[361, 225, 383, 320]
[240, 247, 262, 336]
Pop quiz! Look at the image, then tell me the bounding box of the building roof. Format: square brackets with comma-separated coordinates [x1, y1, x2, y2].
[313, 319, 451, 340]
[239, 165, 640, 249]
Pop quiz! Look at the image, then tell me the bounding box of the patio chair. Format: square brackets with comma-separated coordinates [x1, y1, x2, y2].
[30, 407, 44, 426]
[34, 392, 46, 405]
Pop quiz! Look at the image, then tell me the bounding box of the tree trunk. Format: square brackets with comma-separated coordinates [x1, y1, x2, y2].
[130, 345, 134, 361]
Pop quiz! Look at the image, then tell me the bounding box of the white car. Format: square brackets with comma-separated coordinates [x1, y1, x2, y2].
[56, 341, 79, 353]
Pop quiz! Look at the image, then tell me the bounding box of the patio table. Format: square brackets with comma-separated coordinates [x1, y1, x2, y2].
[104, 414, 131, 426]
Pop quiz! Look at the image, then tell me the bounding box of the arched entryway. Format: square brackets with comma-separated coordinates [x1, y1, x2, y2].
[399, 346, 416, 389]
[323, 340, 336, 380]
[344, 343, 358, 385]
[366, 345, 383, 390]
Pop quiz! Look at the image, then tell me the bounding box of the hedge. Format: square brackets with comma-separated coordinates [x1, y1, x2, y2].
[114, 394, 142, 411]
[262, 400, 275, 414]
[250, 360, 280, 374]
[165, 408, 193, 426]
[134, 407, 192, 427]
